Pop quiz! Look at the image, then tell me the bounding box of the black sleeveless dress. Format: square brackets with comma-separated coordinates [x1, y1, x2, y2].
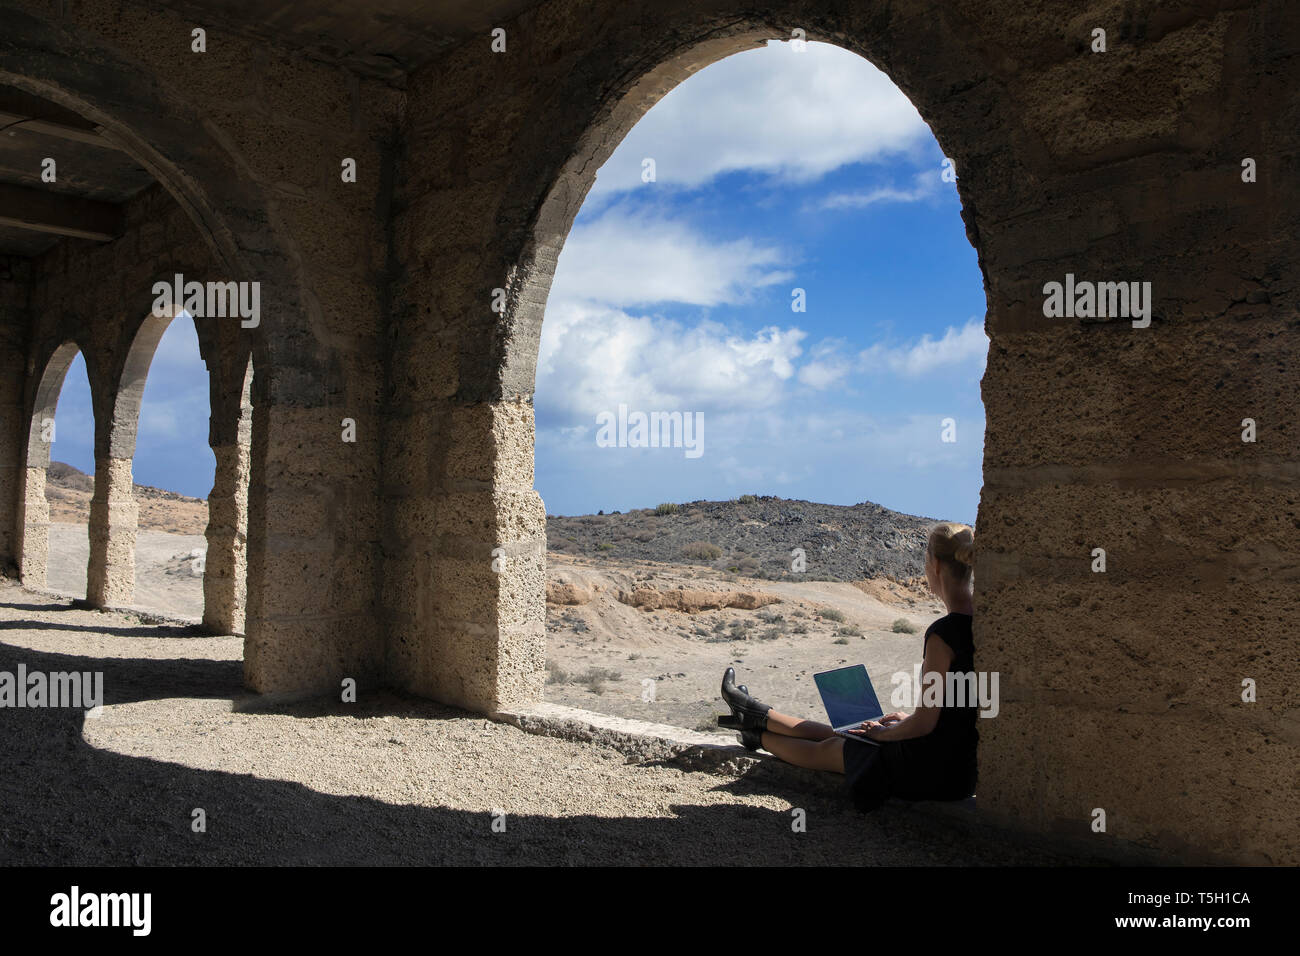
[843, 612, 978, 812]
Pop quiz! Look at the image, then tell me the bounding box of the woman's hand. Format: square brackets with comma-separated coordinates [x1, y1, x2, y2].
[848, 719, 887, 739]
[846, 712, 907, 740]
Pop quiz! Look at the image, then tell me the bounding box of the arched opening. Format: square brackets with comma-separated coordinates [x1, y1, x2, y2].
[20, 342, 94, 598]
[125, 309, 215, 622]
[531, 40, 986, 733]
[95, 304, 254, 633]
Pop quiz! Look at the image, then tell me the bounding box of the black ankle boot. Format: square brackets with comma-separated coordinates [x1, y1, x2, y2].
[717, 683, 752, 729]
[736, 726, 764, 751]
[718, 667, 772, 731]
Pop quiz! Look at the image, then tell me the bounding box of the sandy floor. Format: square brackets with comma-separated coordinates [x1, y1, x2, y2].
[45, 521, 206, 621]
[0, 581, 1075, 865]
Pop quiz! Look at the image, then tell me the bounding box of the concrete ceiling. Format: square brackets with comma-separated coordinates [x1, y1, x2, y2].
[0, 85, 154, 257]
[2, 2, 549, 257]
[133, 0, 550, 78]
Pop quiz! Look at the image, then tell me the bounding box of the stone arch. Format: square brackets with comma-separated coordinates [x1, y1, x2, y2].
[80, 282, 260, 626]
[397, 10, 1037, 713]
[524, 36, 990, 734]
[490, 11, 1043, 401]
[84, 297, 214, 609]
[17, 340, 88, 588]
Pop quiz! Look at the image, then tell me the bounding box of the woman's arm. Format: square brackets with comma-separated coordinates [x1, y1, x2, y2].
[849, 635, 955, 742]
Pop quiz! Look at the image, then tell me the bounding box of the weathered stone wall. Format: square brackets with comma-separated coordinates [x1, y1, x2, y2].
[970, 2, 1300, 865]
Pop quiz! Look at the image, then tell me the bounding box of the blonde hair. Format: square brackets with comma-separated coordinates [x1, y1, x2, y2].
[928, 522, 974, 585]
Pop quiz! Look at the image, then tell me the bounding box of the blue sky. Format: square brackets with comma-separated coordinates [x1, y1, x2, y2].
[48, 41, 986, 525]
[50, 319, 214, 499]
[534, 41, 987, 524]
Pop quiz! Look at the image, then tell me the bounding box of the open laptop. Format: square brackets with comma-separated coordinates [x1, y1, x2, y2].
[814, 664, 891, 745]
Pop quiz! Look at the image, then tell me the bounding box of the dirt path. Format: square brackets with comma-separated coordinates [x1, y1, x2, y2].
[0, 581, 1074, 865]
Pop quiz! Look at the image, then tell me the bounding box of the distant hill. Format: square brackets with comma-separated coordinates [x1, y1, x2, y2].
[46, 461, 94, 492]
[44, 461, 209, 534]
[546, 496, 944, 582]
[42, 463, 947, 580]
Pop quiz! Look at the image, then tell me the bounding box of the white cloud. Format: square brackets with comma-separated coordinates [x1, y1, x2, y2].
[587, 41, 932, 199]
[550, 206, 793, 308]
[796, 340, 852, 390]
[538, 301, 805, 418]
[814, 170, 943, 211]
[858, 319, 987, 378]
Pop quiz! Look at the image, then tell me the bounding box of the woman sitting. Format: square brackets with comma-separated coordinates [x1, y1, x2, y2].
[718, 522, 978, 811]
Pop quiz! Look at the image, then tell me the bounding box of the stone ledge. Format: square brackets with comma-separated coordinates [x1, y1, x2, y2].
[492, 701, 762, 774]
[491, 701, 984, 807]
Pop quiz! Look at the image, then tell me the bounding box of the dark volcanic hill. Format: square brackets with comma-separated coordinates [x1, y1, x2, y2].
[546, 496, 947, 582]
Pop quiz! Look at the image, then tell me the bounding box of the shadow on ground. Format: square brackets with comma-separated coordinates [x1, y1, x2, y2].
[0, 602, 1088, 866]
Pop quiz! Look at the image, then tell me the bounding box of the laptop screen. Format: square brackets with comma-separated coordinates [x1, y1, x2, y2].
[814, 664, 885, 729]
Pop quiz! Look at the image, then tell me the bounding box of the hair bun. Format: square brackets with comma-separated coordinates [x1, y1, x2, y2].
[953, 531, 975, 567]
[928, 522, 975, 576]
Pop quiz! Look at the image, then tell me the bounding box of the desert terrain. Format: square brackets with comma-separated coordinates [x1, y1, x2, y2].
[37, 463, 949, 735]
[41, 461, 209, 622]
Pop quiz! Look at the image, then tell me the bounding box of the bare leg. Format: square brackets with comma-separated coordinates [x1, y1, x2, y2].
[764, 708, 836, 741]
[761, 733, 846, 773]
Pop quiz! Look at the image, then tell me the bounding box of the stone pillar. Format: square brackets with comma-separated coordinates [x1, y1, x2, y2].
[17, 341, 78, 588]
[203, 441, 249, 634]
[86, 456, 136, 607]
[242, 402, 383, 695]
[17, 466, 49, 587]
[386, 401, 546, 713]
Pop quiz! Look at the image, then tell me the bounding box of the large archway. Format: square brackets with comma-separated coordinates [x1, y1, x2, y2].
[530, 38, 987, 734]
[382, 4, 1034, 714]
[450, 20, 1019, 712]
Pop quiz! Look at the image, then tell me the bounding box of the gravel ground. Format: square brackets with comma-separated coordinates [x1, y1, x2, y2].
[0, 581, 1082, 866]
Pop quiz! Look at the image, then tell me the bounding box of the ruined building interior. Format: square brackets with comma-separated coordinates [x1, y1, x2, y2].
[0, 0, 1296, 866]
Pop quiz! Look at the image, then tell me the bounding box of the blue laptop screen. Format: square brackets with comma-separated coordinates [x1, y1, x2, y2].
[814, 664, 884, 729]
